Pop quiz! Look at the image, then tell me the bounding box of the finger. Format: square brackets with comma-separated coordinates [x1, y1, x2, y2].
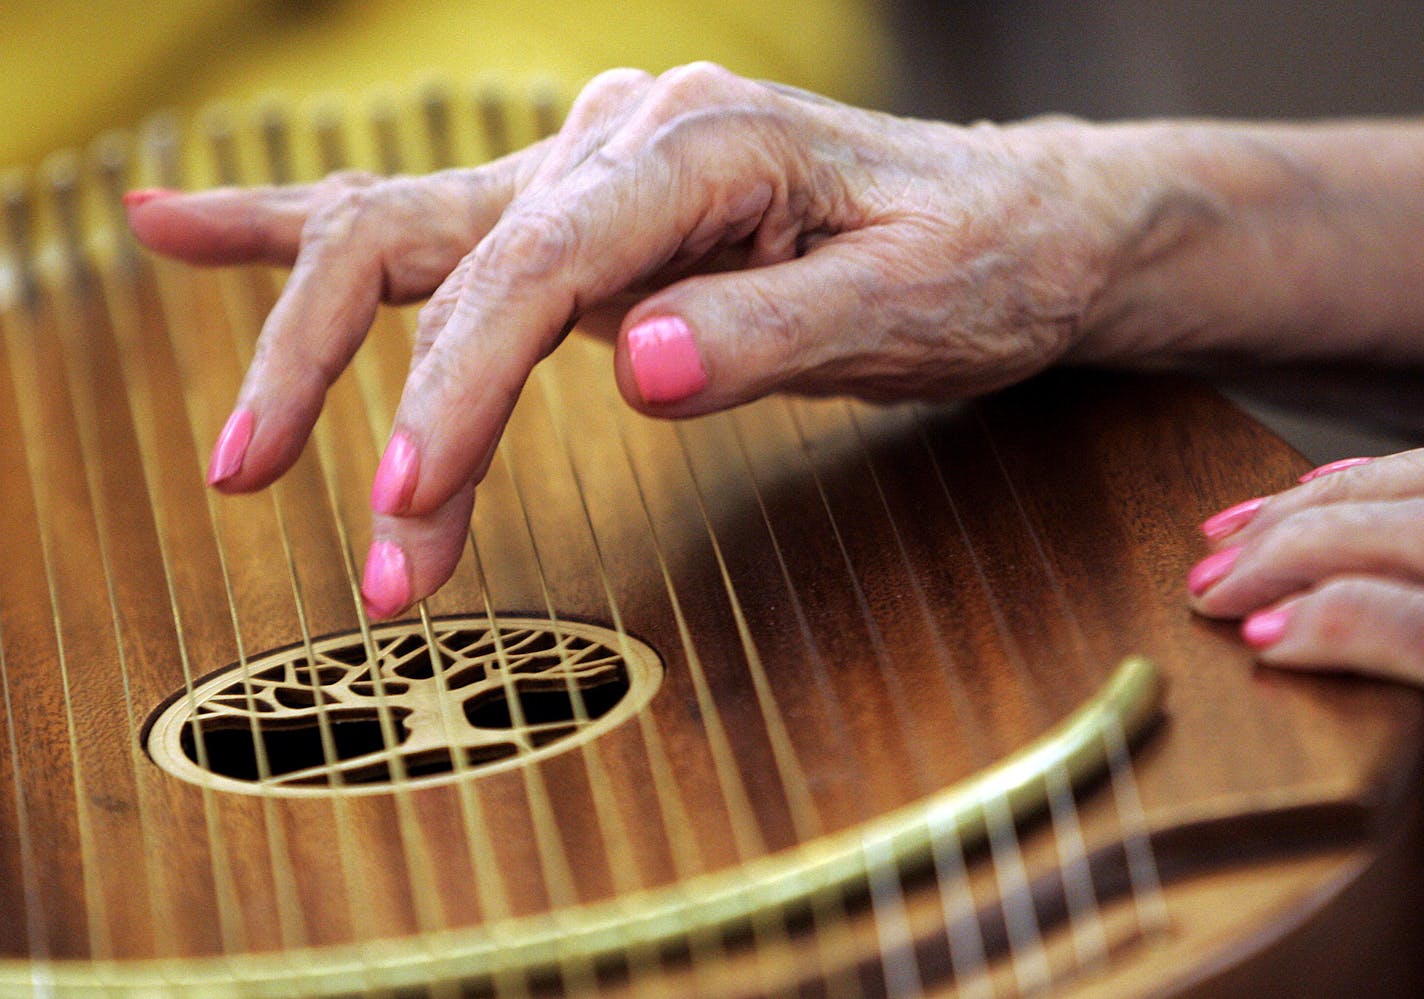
[1201, 449, 1424, 548]
[373, 64, 832, 517]
[1189, 498, 1424, 618]
[125, 182, 316, 265]
[1242, 577, 1424, 685]
[204, 170, 527, 492]
[361, 481, 478, 618]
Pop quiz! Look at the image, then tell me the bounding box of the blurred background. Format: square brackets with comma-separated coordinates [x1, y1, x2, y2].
[4, 0, 1421, 459]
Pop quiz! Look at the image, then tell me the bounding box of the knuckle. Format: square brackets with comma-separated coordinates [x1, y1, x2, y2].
[639, 62, 749, 127]
[573, 68, 654, 116]
[471, 206, 577, 287]
[304, 175, 384, 243]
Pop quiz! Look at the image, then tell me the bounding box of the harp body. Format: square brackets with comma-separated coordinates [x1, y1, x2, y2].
[0, 88, 1421, 997]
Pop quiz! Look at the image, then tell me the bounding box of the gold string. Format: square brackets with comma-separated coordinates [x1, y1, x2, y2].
[908, 406, 1055, 993]
[973, 409, 1168, 941]
[1, 282, 116, 960]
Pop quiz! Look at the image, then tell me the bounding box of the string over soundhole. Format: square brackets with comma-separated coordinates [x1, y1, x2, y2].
[144, 616, 663, 796]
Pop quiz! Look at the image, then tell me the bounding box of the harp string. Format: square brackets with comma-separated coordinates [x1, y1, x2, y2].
[973, 410, 1168, 938]
[908, 407, 1058, 993]
[487, 418, 692, 994]
[777, 397, 1011, 995]
[109, 147, 306, 964]
[894, 395, 1116, 984]
[53, 261, 247, 956]
[550, 376, 827, 995]
[729, 403, 928, 999]
[1, 279, 119, 959]
[248, 108, 461, 944]
[835, 399, 1028, 996]
[536, 363, 810, 994]
[0, 288, 57, 976]
[59, 234, 241, 966]
[328, 124, 534, 999]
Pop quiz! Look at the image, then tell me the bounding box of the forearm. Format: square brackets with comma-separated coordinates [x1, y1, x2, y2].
[1068, 119, 1424, 368]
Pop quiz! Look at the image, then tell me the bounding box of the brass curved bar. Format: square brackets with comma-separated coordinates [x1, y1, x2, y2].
[0, 655, 1163, 998]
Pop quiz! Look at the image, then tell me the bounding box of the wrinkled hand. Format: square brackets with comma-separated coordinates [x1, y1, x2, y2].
[1192, 451, 1424, 683]
[126, 64, 1140, 618]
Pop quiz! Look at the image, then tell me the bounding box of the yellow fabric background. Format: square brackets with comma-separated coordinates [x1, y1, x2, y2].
[3, 0, 892, 169]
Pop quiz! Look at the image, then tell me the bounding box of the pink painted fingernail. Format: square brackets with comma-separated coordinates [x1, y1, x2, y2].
[1188, 545, 1241, 596]
[371, 431, 419, 515]
[1201, 496, 1267, 541]
[208, 408, 254, 486]
[1243, 607, 1291, 649]
[362, 541, 410, 619]
[626, 316, 708, 404]
[122, 187, 180, 209]
[1298, 456, 1373, 484]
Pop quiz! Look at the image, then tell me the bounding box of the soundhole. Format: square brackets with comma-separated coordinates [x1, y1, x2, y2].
[145, 616, 663, 796]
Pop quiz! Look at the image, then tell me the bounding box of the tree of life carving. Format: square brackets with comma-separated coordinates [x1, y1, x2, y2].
[146, 617, 663, 796]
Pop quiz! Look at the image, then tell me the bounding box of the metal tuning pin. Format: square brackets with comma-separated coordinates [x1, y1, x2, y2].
[369, 97, 403, 176]
[475, 82, 512, 161]
[313, 103, 349, 174]
[44, 150, 93, 292]
[2, 170, 38, 309]
[420, 80, 455, 171]
[203, 107, 242, 186]
[93, 131, 139, 276]
[531, 80, 562, 140]
[138, 111, 183, 191]
[259, 100, 294, 186]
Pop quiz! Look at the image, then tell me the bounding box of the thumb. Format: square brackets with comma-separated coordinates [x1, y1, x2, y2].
[613, 244, 874, 417]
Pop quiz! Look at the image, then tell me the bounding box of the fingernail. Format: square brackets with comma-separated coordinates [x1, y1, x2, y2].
[626, 316, 708, 404]
[371, 431, 419, 515]
[1298, 456, 1373, 483]
[362, 541, 410, 618]
[1188, 545, 1241, 596]
[208, 408, 254, 486]
[1243, 607, 1291, 649]
[1201, 496, 1266, 541]
[122, 187, 180, 209]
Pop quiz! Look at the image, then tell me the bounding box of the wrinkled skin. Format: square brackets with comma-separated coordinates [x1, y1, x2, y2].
[126, 63, 1424, 683]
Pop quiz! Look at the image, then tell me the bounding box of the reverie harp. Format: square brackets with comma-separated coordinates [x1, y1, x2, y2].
[0, 82, 1421, 997]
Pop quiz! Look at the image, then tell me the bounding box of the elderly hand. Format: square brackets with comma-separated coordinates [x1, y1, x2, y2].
[127, 64, 1152, 618]
[1192, 451, 1424, 684]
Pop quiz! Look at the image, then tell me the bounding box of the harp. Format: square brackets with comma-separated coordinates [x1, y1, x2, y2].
[0, 83, 1421, 997]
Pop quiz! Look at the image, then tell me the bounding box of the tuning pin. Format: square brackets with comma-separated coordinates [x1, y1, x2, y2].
[44, 150, 94, 289]
[93, 131, 139, 274]
[474, 82, 512, 162]
[313, 102, 350, 174]
[203, 105, 242, 186]
[369, 97, 403, 176]
[531, 81, 562, 140]
[2, 170, 38, 308]
[259, 99, 294, 185]
[420, 79, 455, 171]
[138, 111, 183, 190]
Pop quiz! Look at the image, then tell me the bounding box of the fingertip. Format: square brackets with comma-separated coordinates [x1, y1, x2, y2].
[1242, 606, 1292, 650]
[208, 408, 254, 487]
[1187, 545, 1242, 598]
[362, 540, 412, 620]
[1201, 496, 1266, 542]
[123, 187, 182, 210]
[625, 315, 708, 405]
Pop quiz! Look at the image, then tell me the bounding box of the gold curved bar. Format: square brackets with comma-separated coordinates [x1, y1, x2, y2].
[0, 655, 1162, 998]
